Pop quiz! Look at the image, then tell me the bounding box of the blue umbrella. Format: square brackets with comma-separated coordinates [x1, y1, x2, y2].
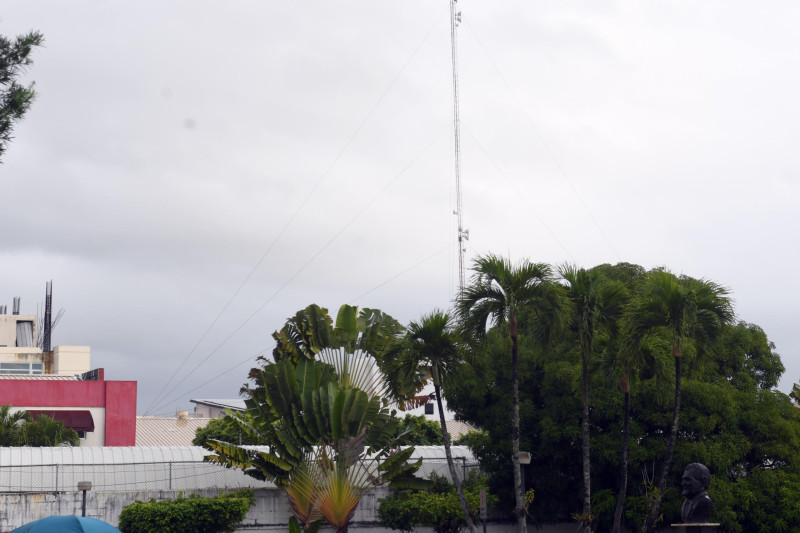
[10, 515, 122, 533]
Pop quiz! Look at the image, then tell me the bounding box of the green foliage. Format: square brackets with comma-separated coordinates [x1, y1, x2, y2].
[378, 472, 496, 533]
[207, 304, 426, 532]
[0, 31, 44, 162]
[395, 413, 444, 446]
[0, 405, 29, 446]
[117, 490, 254, 533]
[0, 406, 80, 446]
[18, 414, 80, 446]
[192, 411, 260, 447]
[268, 303, 404, 368]
[447, 262, 800, 532]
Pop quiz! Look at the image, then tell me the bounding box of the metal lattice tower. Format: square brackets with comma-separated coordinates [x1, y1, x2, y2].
[450, 0, 468, 291]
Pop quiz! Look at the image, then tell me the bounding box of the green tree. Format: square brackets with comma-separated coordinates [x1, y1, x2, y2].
[0, 406, 80, 446]
[19, 413, 80, 446]
[388, 311, 477, 532]
[192, 411, 260, 447]
[395, 414, 444, 446]
[604, 334, 669, 533]
[624, 271, 733, 533]
[0, 405, 29, 446]
[205, 304, 426, 533]
[558, 265, 626, 532]
[447, 262, 798, 532]
[1, 31, 44, 162]
[457, 254, 565, 533]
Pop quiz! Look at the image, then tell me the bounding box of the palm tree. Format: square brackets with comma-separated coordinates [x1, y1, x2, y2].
[0, 405, 29, 446]
[626, 271, 733, 533]
[457, 254, 565, 533]
[388, 311, 477, 533]
[558, 265, 626, 533]
[605, 333, 669, 533]
[19, 414, 80, 447]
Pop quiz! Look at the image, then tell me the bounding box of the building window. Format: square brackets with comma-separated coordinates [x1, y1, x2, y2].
[15, 321, 34, 347]
[0, 362, 44, 375]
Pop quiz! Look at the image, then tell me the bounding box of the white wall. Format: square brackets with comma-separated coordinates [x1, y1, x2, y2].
[52, 346, 91, 375]
[0, 314, 37, 348]
[0, 488, 623, 532]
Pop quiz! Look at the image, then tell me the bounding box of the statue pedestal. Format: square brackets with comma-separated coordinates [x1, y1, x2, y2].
[671, 524, 720, 533]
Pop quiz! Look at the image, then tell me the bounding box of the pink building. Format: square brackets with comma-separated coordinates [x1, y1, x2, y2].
[0, 300, 137, 446]
[0, 369, 137, 446]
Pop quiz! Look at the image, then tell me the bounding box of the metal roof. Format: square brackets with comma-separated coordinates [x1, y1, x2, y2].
[445, 420, 479, 440]
[135, 417, 212, 447]
[0, 446, 207, 466]
[190, 398, 247, 411]
[0, 375, 77, 380]
[405, 446, 475, 462]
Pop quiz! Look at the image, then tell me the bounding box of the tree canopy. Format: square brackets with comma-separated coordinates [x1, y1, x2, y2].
[0, 31, 43, 162]
[446, 261, 798, 533]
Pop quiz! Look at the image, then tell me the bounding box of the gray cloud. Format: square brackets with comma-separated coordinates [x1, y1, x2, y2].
[2, 0, 798, 415]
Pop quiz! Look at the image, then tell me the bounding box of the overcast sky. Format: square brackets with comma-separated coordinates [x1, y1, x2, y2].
[2, 1, 798, 416]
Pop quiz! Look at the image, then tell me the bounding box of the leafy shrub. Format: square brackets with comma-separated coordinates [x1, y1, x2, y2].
[378, 472, 496, 533]
[118, 490, 254, 533]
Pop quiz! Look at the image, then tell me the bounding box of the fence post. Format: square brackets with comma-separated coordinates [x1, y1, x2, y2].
[55, 464, 59, 492]
[169, 462, 173, 490]
[462, 457, 466, 482]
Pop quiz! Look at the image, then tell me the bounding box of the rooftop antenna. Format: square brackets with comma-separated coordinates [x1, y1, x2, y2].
[450, 0, 468, 292]
[43, 280, 53, 352]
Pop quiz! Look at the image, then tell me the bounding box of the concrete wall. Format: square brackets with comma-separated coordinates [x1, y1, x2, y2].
[0, 487, 618, 533]
[0, 315, 37, 348]
[53, 346, 91, 375]
[0, 343, 91, 376]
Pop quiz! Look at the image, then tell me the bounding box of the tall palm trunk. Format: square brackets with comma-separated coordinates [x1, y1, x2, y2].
[510, 314, 527, 533]
[433, 365, 477, 533]
[642, 346, 682, 533]
[580, 345, 592, 533]
[612, 375, 631, 533]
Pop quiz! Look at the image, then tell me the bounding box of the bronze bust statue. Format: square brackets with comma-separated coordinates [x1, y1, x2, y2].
[680, 463, 713, 523]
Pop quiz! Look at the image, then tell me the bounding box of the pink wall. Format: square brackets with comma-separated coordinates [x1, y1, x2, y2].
[0, 371, 137, 446]
[104, 381, 137, 446]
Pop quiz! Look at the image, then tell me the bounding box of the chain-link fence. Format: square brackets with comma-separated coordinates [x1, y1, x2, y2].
[0, 461, 274, 492]
[0, 457, 480, 493]
[414, 457, 481, 483]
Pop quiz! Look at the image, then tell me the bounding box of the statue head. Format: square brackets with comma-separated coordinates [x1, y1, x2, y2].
[681, 463, 711, 498]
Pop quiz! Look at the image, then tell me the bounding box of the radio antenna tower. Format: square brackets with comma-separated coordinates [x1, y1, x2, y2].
[450, 0, 468, 292]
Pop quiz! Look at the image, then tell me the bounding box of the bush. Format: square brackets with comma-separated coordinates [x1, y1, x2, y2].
[378, 472, 496, 533]
[118, 490, 254, 533]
